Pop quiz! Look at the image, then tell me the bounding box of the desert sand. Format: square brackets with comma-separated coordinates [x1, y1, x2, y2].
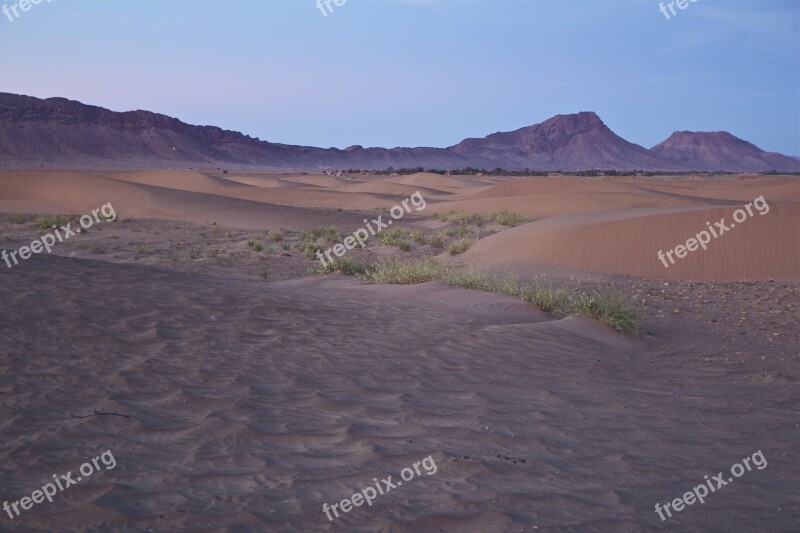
[0, 169, 798, 531]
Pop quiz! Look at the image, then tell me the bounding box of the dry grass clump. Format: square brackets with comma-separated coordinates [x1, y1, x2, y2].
[314, 256, 639, 334]
[299, 225, 340, 258]
[446, 238, 474, 255]
[433, 211, 484, 225]
[376, 227, 410, 248]
[490, 210, 532, 227]
[313, 256, 367, 276]
[34, 214, 73, 230]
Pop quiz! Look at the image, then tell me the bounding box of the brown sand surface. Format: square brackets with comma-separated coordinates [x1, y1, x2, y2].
[1, 255, 797, 532]
[1, 170, 798, 531]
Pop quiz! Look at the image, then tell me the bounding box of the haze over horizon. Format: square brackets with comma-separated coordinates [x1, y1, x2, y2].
[1, 0, 798, 154]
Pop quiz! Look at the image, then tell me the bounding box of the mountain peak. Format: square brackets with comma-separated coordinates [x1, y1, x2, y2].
[652, 130, 800, 172]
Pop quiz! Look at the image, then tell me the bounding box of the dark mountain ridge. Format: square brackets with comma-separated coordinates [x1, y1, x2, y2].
[1, 93, 798, 172]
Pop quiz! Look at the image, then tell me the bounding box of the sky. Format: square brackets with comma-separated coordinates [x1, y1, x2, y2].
[1, 0, 798, 155]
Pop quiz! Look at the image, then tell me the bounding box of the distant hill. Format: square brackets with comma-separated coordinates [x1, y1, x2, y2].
[651, 131, 800, 172]
[1, 92, 798, 172]
[449, 111, 681, 171]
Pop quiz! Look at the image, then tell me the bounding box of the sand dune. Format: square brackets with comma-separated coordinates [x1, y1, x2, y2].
[1, 255, 795, 531]
[462, 203, 799, 280]
[1, 171, 797, 281]
[0, 171, 365, 229]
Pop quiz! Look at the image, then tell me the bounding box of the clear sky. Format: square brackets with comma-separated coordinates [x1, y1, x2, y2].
[1, 0, 798, 154]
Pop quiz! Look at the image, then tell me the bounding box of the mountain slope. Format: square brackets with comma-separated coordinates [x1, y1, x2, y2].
[1, 93, 798, 172]
[450, 112, 683, 171]
[651, 131, 800, 172]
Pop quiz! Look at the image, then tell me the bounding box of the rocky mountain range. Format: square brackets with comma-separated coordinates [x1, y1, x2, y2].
[1, 93, 798, 172]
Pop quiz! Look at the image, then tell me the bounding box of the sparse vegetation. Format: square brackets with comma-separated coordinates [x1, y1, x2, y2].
[207, 249, 219, 258]
[411, 230, 427, 244]
[300, 225, 339, 243]
[445, 224, 473, 238]
[433, 211, 484, 225]
[187, 249, 199, 259]
[8, 214, 28, 224]
[299, 225, 340, 258]
[313, 256, 367, 276]
[247, 239, 264, 252]
[427, 233, 445, 247]
[314, 256, 639, 334]
[490, 210, 532, 227]
[267, 230, 283, 242]
[34, 214, 73, 231]
[446, 238, 474, 255]
[377, 227, 411, 248]
[259, 270, 269, 280]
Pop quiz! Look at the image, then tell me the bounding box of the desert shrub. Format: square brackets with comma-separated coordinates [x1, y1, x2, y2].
[410, 230, 427, 244]
[8, 213, 28, 224]
[207, 249, 219, 258]
[300, 225, 339, 244]
[490, 210, 532, 227]
[301, 241, 324, 259]
[376, 227, 410, 247]
[314, 256, 367, 276]
[570, 291, 640, 334]
[446, 238, 474, 255]
[267, 230, 283, 242]
[427, 233, 445, 247]
[34, 214, 73, 230]
[248, 240, 264, 252]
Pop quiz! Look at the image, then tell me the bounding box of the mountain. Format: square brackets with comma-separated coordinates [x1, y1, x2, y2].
[449, 111, 680, 171]
[651, 131, 800, 172]
[0, 93, 479, 170]
[1, 92, 798, 172]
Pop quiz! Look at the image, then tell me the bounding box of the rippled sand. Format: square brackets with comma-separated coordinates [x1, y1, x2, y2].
[0, 254, 797, 531]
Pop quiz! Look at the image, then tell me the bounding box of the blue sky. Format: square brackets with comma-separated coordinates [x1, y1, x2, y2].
[1, 0, 798, 154]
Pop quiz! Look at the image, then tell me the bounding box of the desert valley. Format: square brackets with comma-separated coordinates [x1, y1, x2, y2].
[1, 1, 798, 531]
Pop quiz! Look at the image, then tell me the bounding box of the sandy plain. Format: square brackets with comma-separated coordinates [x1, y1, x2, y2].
[0, 169, 797, 532]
